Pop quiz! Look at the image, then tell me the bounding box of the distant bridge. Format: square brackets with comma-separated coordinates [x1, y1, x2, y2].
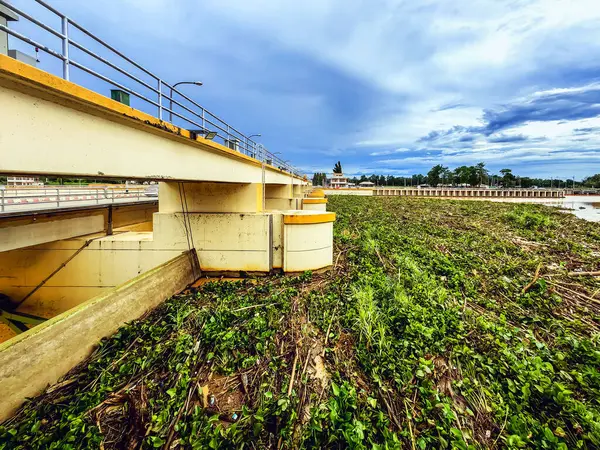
[374, 188, 566, 198]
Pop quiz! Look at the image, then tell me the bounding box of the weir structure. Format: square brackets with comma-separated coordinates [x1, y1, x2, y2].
[0, 0, 333, 419]
[373, 188, 565, 198]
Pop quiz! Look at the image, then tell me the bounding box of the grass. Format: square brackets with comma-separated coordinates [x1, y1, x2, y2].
[1, 197, 599, 449]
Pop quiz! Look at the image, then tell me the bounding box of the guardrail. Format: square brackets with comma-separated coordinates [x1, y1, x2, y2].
[0, 0, 303, 177]
[0, 186, 153, 212]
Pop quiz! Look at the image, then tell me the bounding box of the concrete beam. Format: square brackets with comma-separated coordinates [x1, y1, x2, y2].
[159, 182, 264, 213]
[0, 202, 157, 252]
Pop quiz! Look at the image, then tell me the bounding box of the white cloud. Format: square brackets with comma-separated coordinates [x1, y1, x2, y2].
[13, 0, 600, 176]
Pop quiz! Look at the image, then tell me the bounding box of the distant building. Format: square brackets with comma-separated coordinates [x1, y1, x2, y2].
[329, 173, 348, 189]
[7, 176, 43, 186]
[359, 181, 375, 188]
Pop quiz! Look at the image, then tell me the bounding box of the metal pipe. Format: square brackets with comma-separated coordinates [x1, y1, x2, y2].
[34, 0, 66, 18]
[0, 0, 64, 39]
[168, 81, 202, 122]
[70, 60, 160, 108]
[65, 17, 158, 80]
[70, 39, 159, 94]
[0, 24, 66, 60]
[158, 80, 163, 120]
[62, 16, 69, 80]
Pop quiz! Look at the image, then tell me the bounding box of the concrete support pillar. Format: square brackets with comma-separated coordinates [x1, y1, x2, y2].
[159, 182, 263, 213]
[266, 184, 301, 211]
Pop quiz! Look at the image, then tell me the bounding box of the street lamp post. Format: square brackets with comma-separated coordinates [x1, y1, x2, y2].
[247, 134, 261, 158]
[169, 81, 203, 123]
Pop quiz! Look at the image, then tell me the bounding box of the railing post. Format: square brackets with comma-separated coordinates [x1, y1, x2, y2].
[158, 79, 163, 121]
[0, 189, 4, 212]
[96, 189, 99, 204]
[56, 188, 60, 208]
[61, 17, 70, 80]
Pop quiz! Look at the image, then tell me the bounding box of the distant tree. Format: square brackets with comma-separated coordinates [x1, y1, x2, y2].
[333, 161, 343, 174]
[582, 174, 600, 187]
[520, 177, 534, 188]
[500, 168, 515, 187]
[311, 172, 327, 186]
[427, 164, 447, 187]
[474, 162, 489, 186]
[453, 166, 472, 185]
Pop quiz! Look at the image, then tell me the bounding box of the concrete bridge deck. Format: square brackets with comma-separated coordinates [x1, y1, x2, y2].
[0, 54, 334, 342]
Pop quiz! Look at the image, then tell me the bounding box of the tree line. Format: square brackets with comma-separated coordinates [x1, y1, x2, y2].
[311, 161, 600, 188]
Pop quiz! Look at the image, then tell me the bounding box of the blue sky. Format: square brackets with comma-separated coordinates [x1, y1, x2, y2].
[8, 0, 600, 178]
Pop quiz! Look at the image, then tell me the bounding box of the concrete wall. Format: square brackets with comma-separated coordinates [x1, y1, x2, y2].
[0, 213, 104, 253]
[153, 212, 271, 272]
[0, 208, 336, 324]
[0, 234, 183, 316]
[0, 251, 197, 422]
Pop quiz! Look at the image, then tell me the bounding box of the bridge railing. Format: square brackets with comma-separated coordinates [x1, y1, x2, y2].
[0, 0, 303, 178]
[0, 186, 153, 212]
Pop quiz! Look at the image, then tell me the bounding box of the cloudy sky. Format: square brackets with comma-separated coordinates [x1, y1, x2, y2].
[9, 0, 600, 178]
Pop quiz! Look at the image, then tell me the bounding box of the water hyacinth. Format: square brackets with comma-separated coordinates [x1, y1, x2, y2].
[1, 196, 599, 449]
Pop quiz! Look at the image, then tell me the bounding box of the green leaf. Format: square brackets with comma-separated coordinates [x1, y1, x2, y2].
[331, 382, 340, 396]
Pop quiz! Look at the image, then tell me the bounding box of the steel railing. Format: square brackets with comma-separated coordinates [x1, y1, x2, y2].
[0, 0, 303, 178]
[0, 186, 154, 212]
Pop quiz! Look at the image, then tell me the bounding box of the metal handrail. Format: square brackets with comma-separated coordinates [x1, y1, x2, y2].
[0, 186, 152, 212]
[0, 0, 304, 178]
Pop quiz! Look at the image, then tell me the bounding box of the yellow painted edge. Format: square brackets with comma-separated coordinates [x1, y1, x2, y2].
[283, 212, 336, 225]
[303, 198, 327, 204]
[256, 184, 264, 212]
[0, 54, 306, 182]
[307, 189, 325, 198]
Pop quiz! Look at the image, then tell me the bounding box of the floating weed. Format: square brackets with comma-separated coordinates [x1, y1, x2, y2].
[1, 196, 599, 449]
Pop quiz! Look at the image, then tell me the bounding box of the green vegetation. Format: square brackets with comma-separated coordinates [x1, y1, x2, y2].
[312, 172, 327, 187]
[1, 197, 600, 449]
[582, 174, 600, 188]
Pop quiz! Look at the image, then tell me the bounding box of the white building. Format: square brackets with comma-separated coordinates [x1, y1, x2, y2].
[329, 173, 348, 188]
[7, 176, 43, 186]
